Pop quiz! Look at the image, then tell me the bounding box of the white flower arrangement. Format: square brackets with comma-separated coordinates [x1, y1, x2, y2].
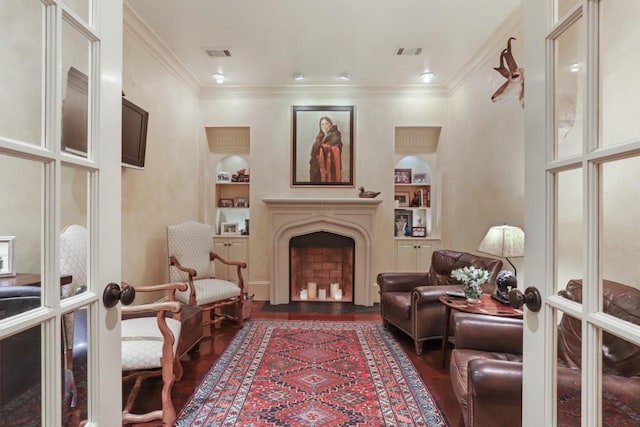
[451, 266, 490, 301]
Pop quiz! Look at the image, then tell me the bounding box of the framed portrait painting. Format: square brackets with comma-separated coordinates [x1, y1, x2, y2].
[292, 105, 354, 186]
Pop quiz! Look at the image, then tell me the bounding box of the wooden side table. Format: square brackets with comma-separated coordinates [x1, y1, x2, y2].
[439, 293, 522, 368]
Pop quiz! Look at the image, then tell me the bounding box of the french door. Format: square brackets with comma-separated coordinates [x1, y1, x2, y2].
[0, 1, 122, 425]
[524, 0, 640, 426]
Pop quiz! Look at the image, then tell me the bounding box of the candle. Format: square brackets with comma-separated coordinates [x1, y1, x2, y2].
[330, 283, 340, 299]
[318, 288, 327, 300]
[300, 289, 308, 300]
[335, 289, 342, 300]
[308, 282, 317, 299]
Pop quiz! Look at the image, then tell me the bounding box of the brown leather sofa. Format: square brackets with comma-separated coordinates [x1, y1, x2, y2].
[377, 249, 502, 354]
[449, 279, 640, 426]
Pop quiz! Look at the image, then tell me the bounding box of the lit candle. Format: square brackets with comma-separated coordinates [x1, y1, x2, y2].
[318, 288, 327, 300]
[300, 289, 308, 300]
[308, 282, 317, 299]
[335, 289, 342, 300]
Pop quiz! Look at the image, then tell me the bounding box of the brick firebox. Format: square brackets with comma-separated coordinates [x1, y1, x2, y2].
[290, 232, 354, 302]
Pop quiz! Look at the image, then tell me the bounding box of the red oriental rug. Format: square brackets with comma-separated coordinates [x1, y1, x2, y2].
[177, 320, 447, 426]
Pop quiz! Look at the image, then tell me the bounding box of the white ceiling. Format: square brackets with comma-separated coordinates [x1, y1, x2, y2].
[126, 0, 521, 90]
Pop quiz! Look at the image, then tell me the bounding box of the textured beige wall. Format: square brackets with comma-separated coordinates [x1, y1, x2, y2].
[121, 27, 204, 300]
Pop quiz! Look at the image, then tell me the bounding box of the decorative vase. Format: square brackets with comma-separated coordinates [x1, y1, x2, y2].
[464, 283, 482, 304]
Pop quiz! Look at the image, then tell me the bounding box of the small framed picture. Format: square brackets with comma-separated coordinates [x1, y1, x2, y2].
[216, 171, 232, 183]
[394, 168, 412, 184]
[219, 198, 234, 208]
[394, 191, 410, 207]
[0, 236, 16, 278]
[413, 173, 428, 184]
[394, 210, 413, 237]
[234, 197, 248, 208]
[412, 227, 427, 238]
[221, 222, 239, 235]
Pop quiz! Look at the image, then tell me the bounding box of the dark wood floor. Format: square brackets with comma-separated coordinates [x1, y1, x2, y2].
[129, 302, 464, 426]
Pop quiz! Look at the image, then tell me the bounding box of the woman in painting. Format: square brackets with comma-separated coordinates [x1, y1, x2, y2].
[309, 116, 343, 182]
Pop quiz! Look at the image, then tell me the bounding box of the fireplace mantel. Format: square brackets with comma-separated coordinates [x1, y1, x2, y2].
[262, 197, 381, 306]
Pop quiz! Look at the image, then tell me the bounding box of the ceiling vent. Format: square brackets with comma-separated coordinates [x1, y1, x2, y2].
[205, 48, 232, 58]
[395, 47, 422, 56]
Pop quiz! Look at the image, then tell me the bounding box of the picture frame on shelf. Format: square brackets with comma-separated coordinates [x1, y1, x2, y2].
[0, 236, 16, 278]
[394, 168, 412, 184]
[219, 198, 234, 208]
[291, 105, 354, 187]
[394, 191, 410, 207]
[413, 172, 428, 184]
[216, 171, 232, 183]
[221, 222, 239, 235]
[234, 197, 248, 208]
[411, 227, 427, 238]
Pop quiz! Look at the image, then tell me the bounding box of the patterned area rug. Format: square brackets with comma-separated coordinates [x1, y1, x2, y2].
[177, 320, 447, 426]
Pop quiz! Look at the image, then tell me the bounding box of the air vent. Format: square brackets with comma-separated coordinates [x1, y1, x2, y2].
[395, 47, 422, 56]
[205, 49, 232, 58]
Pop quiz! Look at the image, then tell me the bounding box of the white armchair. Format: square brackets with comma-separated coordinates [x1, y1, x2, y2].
[121, 282, 187, 426]
[166, 221, 246, 328]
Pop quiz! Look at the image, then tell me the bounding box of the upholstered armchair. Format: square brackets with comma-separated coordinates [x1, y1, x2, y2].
[449, 279, 640, 426]
[167, 221, 246, 328]
[121, 282, 187, 426]
[377, 249, 502, 354]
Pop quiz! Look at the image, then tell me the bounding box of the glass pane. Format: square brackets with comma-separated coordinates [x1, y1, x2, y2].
[599, 0, 640, 147]
[601, 337, 640, 425]
[61, 164, 89, 297]
[61, 19, 91, 158]
[0, 154, 43, 318]
[555, 310, 582, 427]
[601, 156, 640, 321]
[557, 0, 579, 21]
[62, 307, 88, 426]
[554, 19, 583, 159]
[63, 0, 90, 24]
[0, 0, 43, 145]
[556, 169, 583, 292]
[0, 325, 42, 425]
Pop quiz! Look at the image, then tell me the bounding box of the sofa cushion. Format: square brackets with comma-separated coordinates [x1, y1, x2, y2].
[429, 250, 502, 293]
[558, 279, 640, 377]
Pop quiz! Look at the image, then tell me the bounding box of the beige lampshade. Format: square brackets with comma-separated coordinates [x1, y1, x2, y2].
[478, 225, 525, 258]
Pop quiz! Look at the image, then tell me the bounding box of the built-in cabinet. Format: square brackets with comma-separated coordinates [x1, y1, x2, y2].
[394, 239, 438, 273]
[393, 127, 441, 272]
[207, 127, 251, 282]
[213, 237, 249, 282]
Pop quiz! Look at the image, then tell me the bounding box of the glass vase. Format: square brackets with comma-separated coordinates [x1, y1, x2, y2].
[464, 284, 482, 304]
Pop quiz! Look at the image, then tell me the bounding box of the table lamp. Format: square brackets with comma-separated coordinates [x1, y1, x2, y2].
[477, 224, 525, 276]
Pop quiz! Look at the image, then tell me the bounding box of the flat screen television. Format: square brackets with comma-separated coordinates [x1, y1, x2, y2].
[121, 97, 149, 169]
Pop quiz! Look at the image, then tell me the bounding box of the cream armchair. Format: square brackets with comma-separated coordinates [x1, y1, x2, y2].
[166, 221, 246, 328]
[121, 282, 187, 426]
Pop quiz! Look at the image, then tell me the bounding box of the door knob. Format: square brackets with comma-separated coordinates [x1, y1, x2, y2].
[102, 282, 136, 308]
[509, 286, 542, 312]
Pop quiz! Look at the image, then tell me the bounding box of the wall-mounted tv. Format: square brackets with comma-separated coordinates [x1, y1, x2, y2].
[122, 97, 149, 169]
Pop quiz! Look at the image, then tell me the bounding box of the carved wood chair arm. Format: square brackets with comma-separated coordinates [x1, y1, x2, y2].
[169, 256, 197, 277]
[210, 252, 247, 269]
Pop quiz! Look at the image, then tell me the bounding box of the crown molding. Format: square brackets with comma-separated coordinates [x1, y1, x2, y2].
[446, 2, 524, 97]
[123, 2, 201, 94]
[198, 84, 449, 100]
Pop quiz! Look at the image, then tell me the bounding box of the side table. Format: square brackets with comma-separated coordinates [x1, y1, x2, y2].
[439, 293, 522, 368]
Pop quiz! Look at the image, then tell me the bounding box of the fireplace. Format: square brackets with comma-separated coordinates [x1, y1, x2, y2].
[263, 197, 381, 306]
[290, 232, 354, 302]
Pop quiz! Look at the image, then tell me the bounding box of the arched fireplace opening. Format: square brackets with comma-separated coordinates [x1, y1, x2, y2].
[290, 231, 354, 303]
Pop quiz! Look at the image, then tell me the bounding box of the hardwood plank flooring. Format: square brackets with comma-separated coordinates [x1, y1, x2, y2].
[128, 302, 464, 426]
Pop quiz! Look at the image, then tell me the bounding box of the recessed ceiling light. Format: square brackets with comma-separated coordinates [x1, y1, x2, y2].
[420, 71, 435, 83]
[569, 62, 581, 73]
[338, 72, 351, 81]
[293, 73, 305, 81]
[211, 72, 226, 84]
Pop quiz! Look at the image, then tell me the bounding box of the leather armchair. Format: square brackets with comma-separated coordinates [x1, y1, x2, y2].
[449, 279, 640, 426]
[377, 249, 502, 354]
